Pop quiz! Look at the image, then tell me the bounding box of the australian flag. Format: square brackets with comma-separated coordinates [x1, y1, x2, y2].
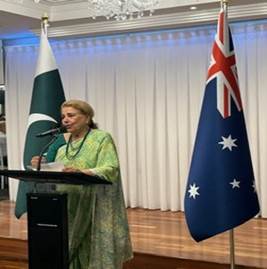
[184, 6, 260, 242]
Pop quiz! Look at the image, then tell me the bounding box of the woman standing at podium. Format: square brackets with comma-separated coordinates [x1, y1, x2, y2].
[32, 99, 133, 269]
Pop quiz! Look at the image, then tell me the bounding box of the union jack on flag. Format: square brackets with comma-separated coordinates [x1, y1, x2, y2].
[184, 5, 260, 242]
[207, 8, 242, 118]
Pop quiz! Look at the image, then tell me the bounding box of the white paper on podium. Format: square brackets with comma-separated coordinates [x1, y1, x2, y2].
[27, 162, 65, 172]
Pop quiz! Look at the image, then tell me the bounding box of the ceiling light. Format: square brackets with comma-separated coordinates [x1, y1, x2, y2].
[88, 0, 159, 21]
[6, 0, 159, 21]
[190, 6, 197, 10]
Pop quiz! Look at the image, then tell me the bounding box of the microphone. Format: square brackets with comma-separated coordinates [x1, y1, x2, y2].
[36, 126, 67, 138]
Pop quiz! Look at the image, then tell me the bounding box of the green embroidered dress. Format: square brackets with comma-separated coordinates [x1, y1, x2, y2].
[48, 129, 133, 269]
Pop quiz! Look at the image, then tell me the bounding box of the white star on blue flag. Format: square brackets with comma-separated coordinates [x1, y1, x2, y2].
[218, 135, 237, 151]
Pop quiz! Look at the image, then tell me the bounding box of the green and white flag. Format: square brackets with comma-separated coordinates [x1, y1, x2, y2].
[15, 22, 65, 218]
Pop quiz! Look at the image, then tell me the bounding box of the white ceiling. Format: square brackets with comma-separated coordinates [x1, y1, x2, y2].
[1, 0, 267, 40]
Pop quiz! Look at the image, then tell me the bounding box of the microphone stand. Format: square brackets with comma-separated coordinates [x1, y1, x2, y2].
[37, 135, 58, 171]
[33, 135, 58, 193]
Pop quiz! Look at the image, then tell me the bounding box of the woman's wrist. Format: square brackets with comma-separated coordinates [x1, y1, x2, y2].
[80, 169, 95, 175]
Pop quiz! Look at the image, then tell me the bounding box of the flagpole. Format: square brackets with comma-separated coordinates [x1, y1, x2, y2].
[219, 0, 237, 259]
[218, 0, 236, 263]
[33, 13, 49, 182]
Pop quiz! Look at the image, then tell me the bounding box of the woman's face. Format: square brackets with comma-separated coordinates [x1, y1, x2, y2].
[61, 106, 90, 135]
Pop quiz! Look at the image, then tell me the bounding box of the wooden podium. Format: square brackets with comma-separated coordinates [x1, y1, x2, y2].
[0, 169, 111, 269]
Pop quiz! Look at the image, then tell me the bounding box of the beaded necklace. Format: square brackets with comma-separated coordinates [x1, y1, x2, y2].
[65, 129, 90, 160]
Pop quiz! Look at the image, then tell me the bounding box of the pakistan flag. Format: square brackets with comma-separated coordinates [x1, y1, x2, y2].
[15, 27, 65, 218]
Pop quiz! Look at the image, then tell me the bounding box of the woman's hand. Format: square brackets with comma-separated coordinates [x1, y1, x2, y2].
[62, 166, 81, 173]
[62, 166, 94, 175]
[31, 156, 46, 169]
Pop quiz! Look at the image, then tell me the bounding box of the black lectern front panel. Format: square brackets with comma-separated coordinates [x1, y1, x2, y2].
[27, 193, 69, 269]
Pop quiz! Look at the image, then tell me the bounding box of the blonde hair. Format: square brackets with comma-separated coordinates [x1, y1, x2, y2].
[61, 99, 98, 129]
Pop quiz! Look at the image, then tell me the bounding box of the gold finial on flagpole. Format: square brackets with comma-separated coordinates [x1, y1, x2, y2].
[220, 0, 229, 9]
[41, 13, 49, 36]
[220, 0, 229, 4]
[42, 13, 48, 23]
